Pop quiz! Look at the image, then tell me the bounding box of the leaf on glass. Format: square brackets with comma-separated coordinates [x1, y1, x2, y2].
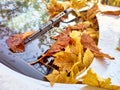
[6, 31, 35, 53]
[53, 31, 94, 78]
[44, 0, 64, 18]
[53, 31, 83, 72]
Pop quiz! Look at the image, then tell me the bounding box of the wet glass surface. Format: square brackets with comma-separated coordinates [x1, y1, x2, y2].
[0, 0, 60, 76]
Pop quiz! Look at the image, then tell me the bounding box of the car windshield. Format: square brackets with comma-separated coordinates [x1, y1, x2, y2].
[0, 0, 52, 75]
[0, 0, 120, 79]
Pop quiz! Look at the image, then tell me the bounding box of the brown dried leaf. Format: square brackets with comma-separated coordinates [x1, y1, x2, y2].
[45, 0, 64, 18]
[81, 33, 114, 60]
[66, 23, 85, 31]
[87, 3, 99, 20]
[6, 31, 35, 53]
[45, 32, 71, 56]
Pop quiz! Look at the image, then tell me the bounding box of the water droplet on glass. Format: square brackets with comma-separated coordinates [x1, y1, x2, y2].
[0, 51, 3, 54]
[113, 61, 117, 65]
[41, 47, 44, 52]
[8, 52, 12, 55]
[109, 73, 115, 77]
[32, 55, 36, 58]
[105, 61, 110, 65]
[117, 70, 120, 74]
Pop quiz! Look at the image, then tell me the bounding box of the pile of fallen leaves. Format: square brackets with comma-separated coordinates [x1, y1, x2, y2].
[34, 0, 120, 89]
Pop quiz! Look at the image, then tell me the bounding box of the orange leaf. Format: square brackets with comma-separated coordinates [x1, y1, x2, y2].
[6, 31, 35, 53]
[46, 0, 64, 18]
[101, 10, 120, 16]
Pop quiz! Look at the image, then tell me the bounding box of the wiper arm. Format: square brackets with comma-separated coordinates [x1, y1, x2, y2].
[24, 8, 74, 44]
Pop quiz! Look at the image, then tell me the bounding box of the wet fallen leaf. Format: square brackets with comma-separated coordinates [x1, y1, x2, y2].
[6, 31, 35, 53]
[35, 29, 71, 64]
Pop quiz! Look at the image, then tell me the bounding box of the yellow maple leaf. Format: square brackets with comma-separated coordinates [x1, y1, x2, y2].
[69, 30, 81, 41]
[70, 61, 86, 78]
[83, 48, 94, 68]
[45, 70, 77, 86]
[82, 68, 120, 90]
[69, 31, 83, 56]
[70, 0, 87, 10]
[53, 51, 78, 71]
